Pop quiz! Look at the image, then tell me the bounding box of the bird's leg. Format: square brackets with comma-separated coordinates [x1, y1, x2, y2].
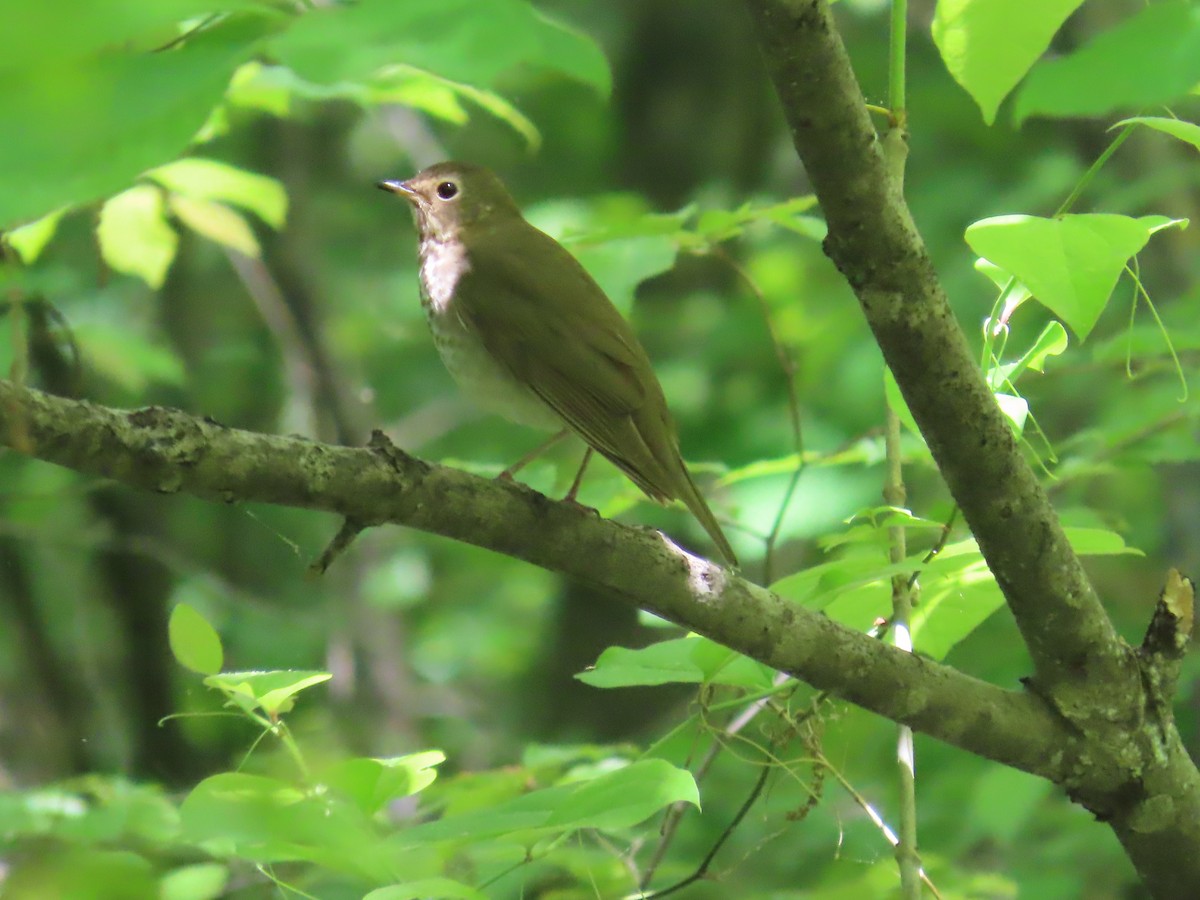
[563, 447, 595, 503]
[498, 428, 570, 481]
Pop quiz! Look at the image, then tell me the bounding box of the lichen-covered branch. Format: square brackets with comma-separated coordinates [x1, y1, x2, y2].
[742, 2, 1200, 895]
[0, 377, 1073, 778]
[744, 0, 1123, 699]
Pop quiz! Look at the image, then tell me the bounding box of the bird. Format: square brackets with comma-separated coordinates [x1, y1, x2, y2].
[378, 161, 737, 567]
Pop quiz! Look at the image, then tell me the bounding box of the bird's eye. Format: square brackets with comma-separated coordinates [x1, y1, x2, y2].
[436, 181, 459, 200]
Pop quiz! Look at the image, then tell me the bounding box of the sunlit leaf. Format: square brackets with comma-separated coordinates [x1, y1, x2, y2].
[963, 768, 1054, 844]
[4, 207, 67, 263]
[578, 636, 776, 690]
[1113, 116, 1200, 153]
[366, 881, 486, 900]
[225, 60, 293, 115]
[169, 195, 260, 256]
[0, 15, 271, 227]
[150, 157, 287, 228]
[1015, 1, 1200, 124]
[97, 186, 179, 288]
[168, 603, 224, 676]
[203, 670, 332, 717]
[0, 1, 277, 74]
[395, 759, 697, 845]
[965, 214, 1183, 340]
[995, 392, 1029, 433]
[323, 751, 446, 815]
[1019, 321, 1069, 374]
[1063, 526, 1143, 557]
[270, 0, 609, 96]
[932, 0, 1084, 124]
[160, 862, 230, 900]
[0, 849, 157, 899]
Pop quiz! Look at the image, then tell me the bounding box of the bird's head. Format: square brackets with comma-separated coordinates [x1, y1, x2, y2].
[377, 161, 521, 240]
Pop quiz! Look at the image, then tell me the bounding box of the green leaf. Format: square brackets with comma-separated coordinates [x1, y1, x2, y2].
[932, 0, 1084, 124]
[0, 14, 272, 227]
[0, 1, 276, 75]
[203, 670, 332, 717]
[4, 207, 67, 263]
[975, 257, 1033, 330]
[168, 603, 224, 675]
[1114, 116, 1200, 154]
[994, 393, 1029, 433]
[366, 880, 487, 900]
[159, 863, 230, 900]
[530, 200, 682, 314]
[97, 186, 179, 288]
[781, 527, 1141, 660]
[909, 542, 1005, 660]
[1063, 526, 1143, 557]
[1015, 1, 1200, 124]
[811, 538, 1005, 660]
[963, 768, 1054, 844]
[270, 0, 610, 96]
[965, 214, 1178, 340]
[396, 759, 698, 845]
[179, 772, 390, 879]
[578, 636, 776, 690]
[168, 195, 260, 256]
[569, 235, 678, 315]
[436, 77, 543, 151]
[225, 60, 294, 115]
[1018, 320, 1069, 375]
[323, 751, 446, 815]
[227, 60, 542, 147]
[0, 849, 157, 899]
[680, 195, 822, 249]
[988, 320, 1068, 392]
[149, 157, 287, 228]
[178, 775, 442, 883]
[773, 548, 930, 612]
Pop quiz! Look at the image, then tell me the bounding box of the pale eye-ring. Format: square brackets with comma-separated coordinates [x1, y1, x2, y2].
[436, 181, 459, 200]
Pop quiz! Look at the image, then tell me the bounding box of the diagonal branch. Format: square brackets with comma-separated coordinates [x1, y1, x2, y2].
[0, 377, 1075, 779]
[743, 0, 1128, 701]
[742, 2, 1200, 895]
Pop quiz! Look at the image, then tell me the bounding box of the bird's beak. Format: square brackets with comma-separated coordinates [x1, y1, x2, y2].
[377, 179, 418, 202]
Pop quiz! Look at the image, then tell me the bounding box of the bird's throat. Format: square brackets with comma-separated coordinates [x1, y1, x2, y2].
[417, 235, 470, 316]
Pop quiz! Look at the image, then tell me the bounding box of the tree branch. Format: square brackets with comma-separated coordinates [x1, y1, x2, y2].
[0, 377, 1075, 779]
[742, 2, 1200, 895]
[744, 0, 1123, 698]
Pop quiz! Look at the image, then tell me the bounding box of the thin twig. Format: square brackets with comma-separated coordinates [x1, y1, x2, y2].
[640, 758, 774, 899]
[883, 5, 921, 888]
[886, 403, 922, 899]
[639, 673, 793, 889]
[813, 746, 944, 900]
[906, 506, 958, 592]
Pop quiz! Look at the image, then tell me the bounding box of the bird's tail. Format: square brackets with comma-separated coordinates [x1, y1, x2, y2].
[675, 461, 738, 568]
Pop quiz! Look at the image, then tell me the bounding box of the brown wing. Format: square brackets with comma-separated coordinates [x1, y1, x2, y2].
[453, 220, 682, 502]
[455, 218, 738, 565]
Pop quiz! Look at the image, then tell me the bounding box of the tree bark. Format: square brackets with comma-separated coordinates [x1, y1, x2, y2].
[1, 377, 1072, 778]
[742, 1, 1200, 896]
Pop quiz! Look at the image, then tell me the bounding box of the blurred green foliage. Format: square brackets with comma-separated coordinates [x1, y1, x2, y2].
[1, 0, 1199, 897]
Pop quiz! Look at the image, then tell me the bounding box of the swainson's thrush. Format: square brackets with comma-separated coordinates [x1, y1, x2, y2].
[378, 162, 737, 566]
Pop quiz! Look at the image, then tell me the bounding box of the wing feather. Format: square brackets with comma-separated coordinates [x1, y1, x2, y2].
[454, 221, 681, 500]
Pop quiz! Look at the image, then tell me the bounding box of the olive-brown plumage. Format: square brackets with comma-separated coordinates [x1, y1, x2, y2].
[379, 161, 736, 566]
